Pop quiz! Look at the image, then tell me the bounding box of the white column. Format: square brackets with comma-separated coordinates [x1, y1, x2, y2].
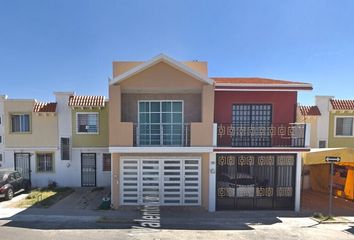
[212, 123, 217, 147]
[208, 152, 216, 212]
[305, 123, 311, 148]
[295, 153, 302, 212]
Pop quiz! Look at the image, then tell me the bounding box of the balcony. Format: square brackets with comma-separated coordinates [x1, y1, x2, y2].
[133, 123, 191, 147]
[216, 123, 306, 148]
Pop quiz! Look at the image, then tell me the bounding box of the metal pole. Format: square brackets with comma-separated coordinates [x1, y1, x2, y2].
[329, 162, 334, 216]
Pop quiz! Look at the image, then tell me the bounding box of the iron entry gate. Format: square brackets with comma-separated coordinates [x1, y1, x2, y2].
[81, 153, 96, 187]
[14, 153, 31, 181]
[216, 154, 296, 210]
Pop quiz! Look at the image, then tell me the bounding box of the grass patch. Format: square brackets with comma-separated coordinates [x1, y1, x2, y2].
[14, 187, 74, 208]
[313, 212, 335, 221]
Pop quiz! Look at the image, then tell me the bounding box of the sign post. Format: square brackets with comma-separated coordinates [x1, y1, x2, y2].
[325, 156, 341, 216]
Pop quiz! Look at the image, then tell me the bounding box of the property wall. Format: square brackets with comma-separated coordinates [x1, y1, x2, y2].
[121, 93, 201, 123]
[214, 91, 297, 124]
[4, 100, 58, 148]
[297, 115, 318, 148]
[72, 104, 109, 148]
[0, 96, 6, 168]
[328, 111, 354, 148]
[316, 96, 333, 148]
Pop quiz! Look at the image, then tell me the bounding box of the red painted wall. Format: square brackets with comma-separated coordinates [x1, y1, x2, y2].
[214, 91, 298, 124]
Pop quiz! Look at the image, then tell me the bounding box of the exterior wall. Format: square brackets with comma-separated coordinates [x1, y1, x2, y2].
[110, 153, 210, 210]
[72, 103, 109, 148]
[121, 93, 201, 123]
[109, 62, 214, 148]
[4, 100, 58, 148]
[2, 148, 110, 187]
[328, 111, 354, 148]
[214, 91, 297, 125]
[0, 96, 6, 168]
[113, 61, 208, 78]
[297, 115, 318, 148]
[315, 96, 333, 148]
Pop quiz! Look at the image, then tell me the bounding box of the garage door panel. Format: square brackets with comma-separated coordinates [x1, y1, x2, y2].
[120, 157, 201, 206]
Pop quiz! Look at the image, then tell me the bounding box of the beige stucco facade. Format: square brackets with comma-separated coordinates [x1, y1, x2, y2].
[109, 57, 214, 210]
[4, 100, 58, 148]
[297, 113, 319, 148]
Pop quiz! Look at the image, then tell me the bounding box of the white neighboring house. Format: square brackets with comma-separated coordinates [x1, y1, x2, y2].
[0, 95, 7, 169]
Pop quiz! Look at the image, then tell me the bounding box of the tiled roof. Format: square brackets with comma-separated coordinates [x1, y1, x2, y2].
[298, 105, 321, 116]
[330, 99, 354, 110]
[212, 77, 306, 85]
[68, 95, 105, 107]
[33, 102, 57, 113]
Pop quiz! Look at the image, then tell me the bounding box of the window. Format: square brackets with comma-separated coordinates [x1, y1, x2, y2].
[102, 153, 111, 171]
[11, 114, 30, 133]
[232, 104, 272, 147]
[60, 138, 70, 160]
[0, 135, 2, 143]
[319, 140, 326, 148]
[335, 117, 354, 136]
[36, 153, 54, 173]
[138, 101, 184, 146]
[0, 153, 2, 162]
[77, 113, 99, 133]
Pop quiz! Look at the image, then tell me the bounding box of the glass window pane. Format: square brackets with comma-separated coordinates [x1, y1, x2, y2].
[163, 125, 172, 134]
[151, 113, 160, 123]
[162, 113, 171, 123]
[336, 118, 353, 136]
[162, 102, 171, 112]
[173, 124, 182, 134]
[139, 113, 149, 123]
[139, 102, 149, 112]
[172, 113, 182, 123]
[173, 102, 182, 112]
[151, 102, 160, 112]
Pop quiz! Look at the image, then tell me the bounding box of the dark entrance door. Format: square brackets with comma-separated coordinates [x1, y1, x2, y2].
[81, 153, 96, 187]
[216, 154, 296, 210]
[14, 153, 31, 181]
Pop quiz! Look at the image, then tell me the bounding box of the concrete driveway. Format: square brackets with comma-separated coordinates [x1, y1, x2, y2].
[49, 187, 110, 210]
[0, 192, 28, 208]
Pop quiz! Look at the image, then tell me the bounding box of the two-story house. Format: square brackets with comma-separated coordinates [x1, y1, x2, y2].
[213, 78, 312, 211]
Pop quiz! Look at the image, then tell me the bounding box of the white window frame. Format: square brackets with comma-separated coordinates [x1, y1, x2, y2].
[137, 100, 184, 146]
[10, 113, 31, 133]
[36, 152, 55, 173]
[334, 116, 354, 138]
[76, 112, 99, 135]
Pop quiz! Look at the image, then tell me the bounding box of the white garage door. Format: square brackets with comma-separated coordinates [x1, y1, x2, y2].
[120, 158, 201, 206]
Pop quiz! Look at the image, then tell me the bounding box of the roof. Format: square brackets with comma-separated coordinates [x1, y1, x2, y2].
[68, 95, 105, 107]
[330, 99, 354, 110]
[213, 77, 313, 90]
[33, 102, 57, 113]
[298, 105, 321, 116]
[110, 54, 214, 85]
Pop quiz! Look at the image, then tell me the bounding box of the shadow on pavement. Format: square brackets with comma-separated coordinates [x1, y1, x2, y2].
[345, 226, 354, 235]
[0, 206, 304, 231]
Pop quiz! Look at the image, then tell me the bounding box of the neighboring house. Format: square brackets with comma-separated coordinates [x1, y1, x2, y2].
[0, 95, 6, 168]
[298, 96, 354, 149]
[0, 93, 111, 188]
[213, 78, 312, 211]
[297, 105, 321, 148]
[2, 98, 59, 187]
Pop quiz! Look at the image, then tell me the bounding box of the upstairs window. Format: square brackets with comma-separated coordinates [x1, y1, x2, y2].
[11, 114, 30, 133]
[77, 113, 99, 134]
[61, 137, 70, 160]
[335, 117, 354, 136]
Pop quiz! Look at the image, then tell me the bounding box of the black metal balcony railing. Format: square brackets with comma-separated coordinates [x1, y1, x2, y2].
[133, 123, 191, 147]
[217, 123, 306, 148]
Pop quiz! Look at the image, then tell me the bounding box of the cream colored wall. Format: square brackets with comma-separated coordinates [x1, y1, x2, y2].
[112, 60, 208, 78]
[111, 153, 120, 209]
[109, 61, 214, 148]
[4, 100, 58, 148]
[297, 112, 319, 148]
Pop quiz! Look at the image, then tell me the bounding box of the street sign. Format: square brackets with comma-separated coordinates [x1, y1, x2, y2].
[325, 156, 341, 162]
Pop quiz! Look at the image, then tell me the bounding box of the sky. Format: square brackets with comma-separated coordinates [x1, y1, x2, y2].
[0, 0, 353, 105]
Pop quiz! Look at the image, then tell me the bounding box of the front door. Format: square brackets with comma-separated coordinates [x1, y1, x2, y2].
[14, 153, 31, 181]
[81, 153, 96, 187]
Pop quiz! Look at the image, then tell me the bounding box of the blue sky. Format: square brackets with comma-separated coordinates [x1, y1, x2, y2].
[0, 0, 353, 105]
